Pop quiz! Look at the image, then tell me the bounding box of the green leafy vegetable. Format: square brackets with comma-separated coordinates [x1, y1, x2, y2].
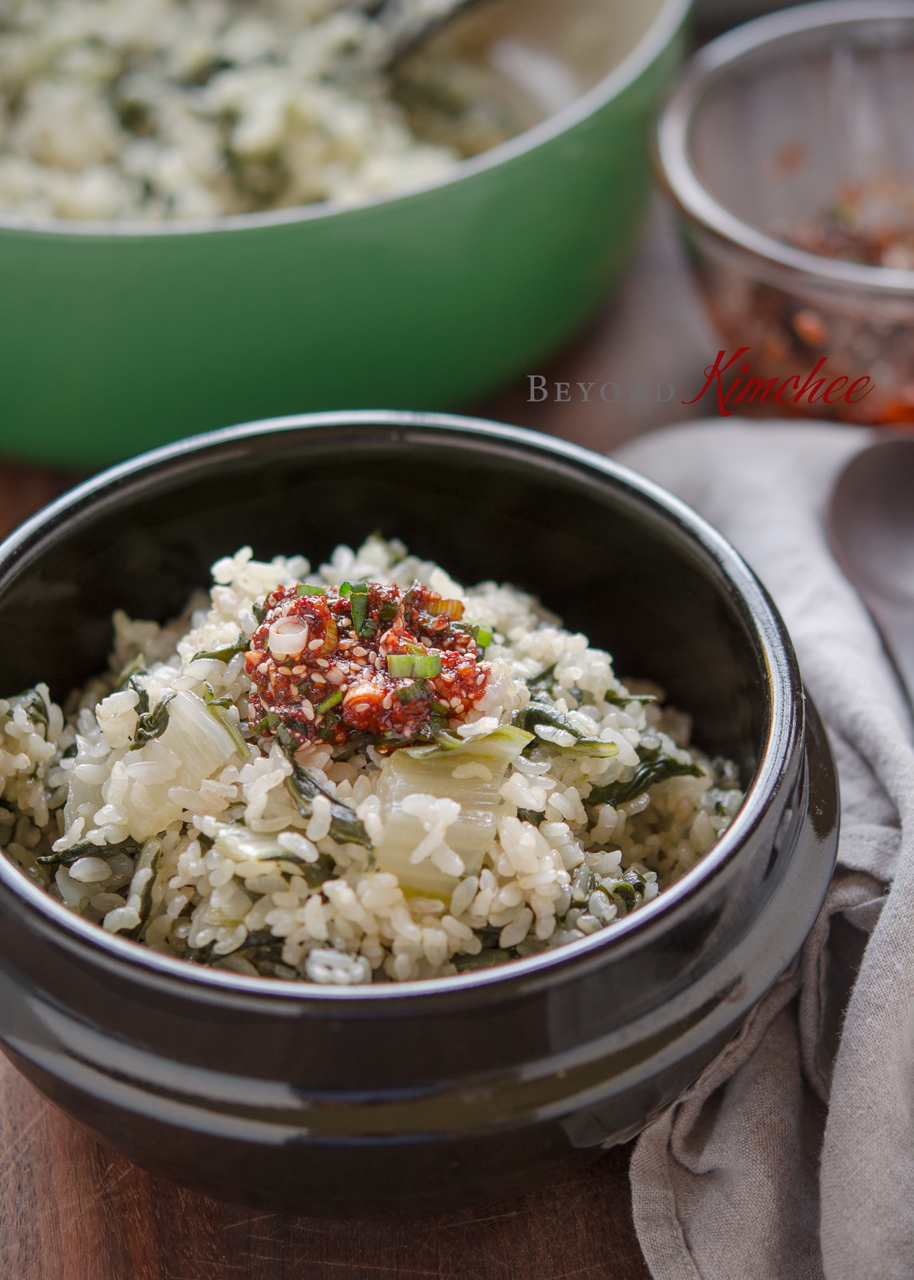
[191, 633, 249, 663]
[517, 808, 544, 827]
[277, 727, 373, 856]
[527, 663, 556, 693]
[603, 689, 658, 708]
[587, 758, 704, 808]
[512, 692, 619, 758]
[396, 679, 430, 705]
[125, 845, 161, 941]
[386, 654, 414, 678]
[277, 851, 337, 888]
[38, 836, 142, 869]
[202, 685, 250, 759]
[317, 705, 344, 742]
[296, 583, 327, 596]
[252, 601, 267, 625]
[131, 689, 175, 750]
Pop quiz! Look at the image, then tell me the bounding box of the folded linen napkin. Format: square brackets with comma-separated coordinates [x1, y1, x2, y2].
[614, 421, 914, 1280]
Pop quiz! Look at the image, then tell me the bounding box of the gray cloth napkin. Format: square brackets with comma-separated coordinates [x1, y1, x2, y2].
[613, 421, 914, 1280]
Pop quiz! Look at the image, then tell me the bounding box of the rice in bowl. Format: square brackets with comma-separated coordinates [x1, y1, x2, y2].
[0, 536, 744, 984]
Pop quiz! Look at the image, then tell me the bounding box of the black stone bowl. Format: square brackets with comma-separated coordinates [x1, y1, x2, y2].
[0, 411, 837, 1213]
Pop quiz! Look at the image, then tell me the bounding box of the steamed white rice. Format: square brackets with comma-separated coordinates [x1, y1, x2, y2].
[0, 536, 744, 985]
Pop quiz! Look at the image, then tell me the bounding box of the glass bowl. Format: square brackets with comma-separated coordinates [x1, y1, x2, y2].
[657, 1, 914, 425]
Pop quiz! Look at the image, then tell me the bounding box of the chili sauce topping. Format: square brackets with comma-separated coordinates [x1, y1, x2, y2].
[245, 581, 492, 751]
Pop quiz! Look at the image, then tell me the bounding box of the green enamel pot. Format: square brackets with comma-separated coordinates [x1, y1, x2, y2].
[0, 0, 688, 467]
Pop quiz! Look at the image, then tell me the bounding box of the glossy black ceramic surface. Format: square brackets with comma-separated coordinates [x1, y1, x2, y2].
[0, 412, 838, 1212]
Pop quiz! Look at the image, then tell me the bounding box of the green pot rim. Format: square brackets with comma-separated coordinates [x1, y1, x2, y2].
[0, 0, 691, 240]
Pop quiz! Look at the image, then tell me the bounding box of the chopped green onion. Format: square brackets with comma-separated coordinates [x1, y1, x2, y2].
[315, 689, 344, 715]
[427, 598, 464, 619]
[412, 653, 441, 678]
[350, 584, 372, 637]
[296, 583, 326, 596]
[476, 627, 493, 649]
[387, 653, 442, 679]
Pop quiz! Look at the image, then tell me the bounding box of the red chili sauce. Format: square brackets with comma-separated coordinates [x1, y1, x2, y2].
[245, 581, 490, 750]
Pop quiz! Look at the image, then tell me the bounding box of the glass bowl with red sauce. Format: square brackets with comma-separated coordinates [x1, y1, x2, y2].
[657, 1, 914, 426]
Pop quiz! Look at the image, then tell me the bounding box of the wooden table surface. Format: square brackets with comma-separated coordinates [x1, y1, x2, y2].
[0, 199, 716, 1280]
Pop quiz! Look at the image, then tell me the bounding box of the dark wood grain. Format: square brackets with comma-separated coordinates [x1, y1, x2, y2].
[0, 202, 715, 1280]
[0, 1055, 649, 1280]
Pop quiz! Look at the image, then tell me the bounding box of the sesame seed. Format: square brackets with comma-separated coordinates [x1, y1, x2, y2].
[382, 694, 392, 709]
[279, 665, 292, 676]
[308, 638, 323, 651]
[302, 700, 315, 721]
[353, 646, 367, 657]
[292, 665, 306, 675]
[476, 674, 485, 685]
[317, 658, 330, 669]
[327, 667, 345, 685]
[257, 662, 269, 674]
[449, 697, 462, 708]
[313, 673, 327, 685]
